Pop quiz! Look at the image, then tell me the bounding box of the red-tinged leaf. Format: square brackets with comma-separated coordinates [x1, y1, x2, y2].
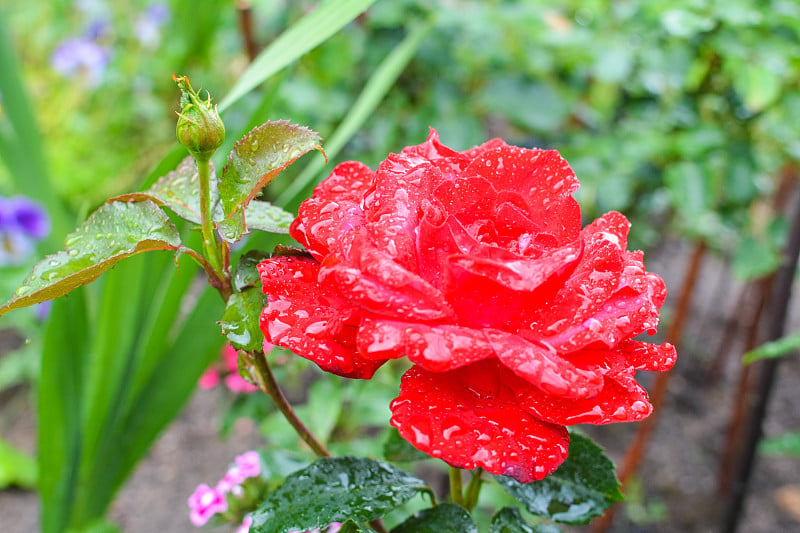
[219, 121, 322, 232]
[111, 156, 295, 243]
[0, 201, 181, 316]
[111, 156, 222, 224]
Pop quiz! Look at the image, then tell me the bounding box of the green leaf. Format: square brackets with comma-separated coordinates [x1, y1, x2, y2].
[0, 437, 37, 489]
[390, 503, 477, 533]
[218, 0, 379, 111]
[0, 201, 181, 316]
[250, 456, 428, 533]
[234, 250, 271, 291]
[218, 121, 321, 234]
[111, 156, 216, 225]
[760, 431, 800, 457]
[743, 329, 800, 364]
[490, 507, 561, 533]
[495, 434, 623, 525]
[220, 288, 265, 352]
[245, 200, 296, 234]
[383, 427, 430, 462]
[338, 519, 371, 533]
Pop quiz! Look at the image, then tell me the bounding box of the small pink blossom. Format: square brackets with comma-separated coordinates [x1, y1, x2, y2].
[187, 483, 227, 526]
[236, 514, 253, 533]
[225, 373, 259, 393]
[197, 369, 220, 390]
[234, 451, 261, 478]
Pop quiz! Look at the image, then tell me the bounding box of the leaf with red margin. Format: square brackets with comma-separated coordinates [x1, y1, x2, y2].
[219, 121, 322, 241]
[389, 361, 569, 483]
[0, 201, 181, 316]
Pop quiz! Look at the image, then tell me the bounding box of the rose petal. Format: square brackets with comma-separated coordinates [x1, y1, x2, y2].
[319, 244, 455, 322]
[258, 256, 385, 378]
[357, 318, 493, 371]
[443, 240, 582, 328]
[390, 361, 570, 482]
[465, 145, 581, 244]
[620, 340, 677, 372]
[486, 330, 604, 398]
[517, 376, 653, 425]
[291, 161, 375, 259]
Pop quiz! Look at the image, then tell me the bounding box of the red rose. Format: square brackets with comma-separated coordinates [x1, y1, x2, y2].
[258, 130, 675, 482]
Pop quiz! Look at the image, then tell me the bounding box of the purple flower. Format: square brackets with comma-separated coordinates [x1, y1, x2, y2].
[135, 3, 169, 47]
[0, 196, 50, 266]
[187, 483, 228, 527]
[51, 26, 110, 88]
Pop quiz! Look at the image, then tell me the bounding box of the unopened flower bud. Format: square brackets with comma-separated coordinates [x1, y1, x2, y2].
[174, 74, 225, 160]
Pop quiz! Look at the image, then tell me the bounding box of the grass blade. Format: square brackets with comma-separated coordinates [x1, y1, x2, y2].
[218, 0, 378, 111]
[275, 19, 434, 208]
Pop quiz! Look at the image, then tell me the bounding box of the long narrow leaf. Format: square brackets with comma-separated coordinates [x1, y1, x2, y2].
[275, 19, 434, 208]
[0, 7, 70, 243]
[218, 0, 378, 111]
[39, 288, 91, 533]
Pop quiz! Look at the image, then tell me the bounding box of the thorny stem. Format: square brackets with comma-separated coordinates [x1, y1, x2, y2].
[449, 467, 464, 506]
[250, 349, 330, 457]
[464, 468, 483, 511]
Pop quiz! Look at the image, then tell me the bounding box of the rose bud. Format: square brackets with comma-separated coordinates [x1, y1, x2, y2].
[174, 74, 225, 160]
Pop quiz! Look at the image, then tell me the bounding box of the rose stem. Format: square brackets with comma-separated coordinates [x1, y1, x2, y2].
[464, 468, 483, 511]
[196, 158, 226, 286]
[251, 350, 389, 533]
[593, 240, 707, 533]
[251, 349, 330, 458]
[721, 186, 800, 533]
[449, 467, 464, 506]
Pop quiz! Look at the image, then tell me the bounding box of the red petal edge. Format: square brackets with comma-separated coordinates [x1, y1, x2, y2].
[258, 255, 385, 379]
[390, 360, 570, 482]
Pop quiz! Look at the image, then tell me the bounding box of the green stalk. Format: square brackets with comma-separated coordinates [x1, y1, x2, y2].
[196, 158, 225, 281]
[449, 467, 464, 507]
[464, 468, 483, 511]
[251, 349, 330, 458]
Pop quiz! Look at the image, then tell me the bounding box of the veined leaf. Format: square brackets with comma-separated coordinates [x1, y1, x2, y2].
[0, 201, 181, 316]
[489, 507, 561, 533]
[217, 121, 321, 241]
[112, 155, 295, 242]
[495, 434, 623, 525]
[234, 250, 271, 292]
[245, 200, 295, 234]
[111, 157, 219, 224]
[220, 288, 265, 352]
[250, 456, 428, 533]
[389, 504, 477, 533]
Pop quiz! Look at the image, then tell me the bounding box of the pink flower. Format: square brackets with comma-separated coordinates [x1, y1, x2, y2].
[198, 345, 258, 393]
[197, 369, 220, 390]
[236, 514, 253, 533]
[217, 451, 261, 492]
[187, 483, 227, 526]
[234, 451, 261, 478]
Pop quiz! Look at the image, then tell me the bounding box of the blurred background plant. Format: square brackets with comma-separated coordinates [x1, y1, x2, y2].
[2, 0, 800, 531]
